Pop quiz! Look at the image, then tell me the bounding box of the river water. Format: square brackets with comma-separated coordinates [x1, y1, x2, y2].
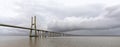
[0, 36, 120, 47]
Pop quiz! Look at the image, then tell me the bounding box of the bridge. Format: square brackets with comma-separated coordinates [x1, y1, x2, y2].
[0, 16, 70, 38]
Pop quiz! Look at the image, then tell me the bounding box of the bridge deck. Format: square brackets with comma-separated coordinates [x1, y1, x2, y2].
[0, 24, 63, 34]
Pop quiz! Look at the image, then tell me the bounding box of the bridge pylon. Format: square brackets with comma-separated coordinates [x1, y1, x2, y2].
[29, 16, 38, 37]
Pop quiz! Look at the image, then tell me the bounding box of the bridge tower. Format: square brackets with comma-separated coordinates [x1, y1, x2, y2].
[30, 16, 38, 37]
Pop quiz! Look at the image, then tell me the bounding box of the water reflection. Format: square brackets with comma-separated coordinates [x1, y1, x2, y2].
[29, 37, 39, 47]
[1, 36, 120, 47]
[29, 37, 48, 47]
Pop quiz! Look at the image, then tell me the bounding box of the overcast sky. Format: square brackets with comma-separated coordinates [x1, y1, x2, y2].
[0, 0, 120, 35]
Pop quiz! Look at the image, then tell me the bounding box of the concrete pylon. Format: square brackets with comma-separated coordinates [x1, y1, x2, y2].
[30, 16, 38, 37]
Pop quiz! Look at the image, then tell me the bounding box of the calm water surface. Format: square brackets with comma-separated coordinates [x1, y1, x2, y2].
[0, 36, 120, 47]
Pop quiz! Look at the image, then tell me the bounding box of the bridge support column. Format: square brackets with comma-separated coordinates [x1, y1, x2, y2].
[49, 32, 52, 37]
[39, 31, 43, 38]
[61, 33, 64, 36]
[38, 30, 40, 37]
[40, 31, 43, 38]
[30, 16, 38, 37]
[53, 33, 55, 37]
[45, 32, 48, 37]
[42, 31, 47, 38]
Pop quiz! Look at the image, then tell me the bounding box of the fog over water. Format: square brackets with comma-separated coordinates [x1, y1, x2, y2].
[1, 0, 120, 35]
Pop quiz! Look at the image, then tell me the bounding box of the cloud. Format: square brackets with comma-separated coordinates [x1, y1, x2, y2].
[47, 5, 120, 32]
[65, 28, 120, 35]
[1, 0, 120, 35]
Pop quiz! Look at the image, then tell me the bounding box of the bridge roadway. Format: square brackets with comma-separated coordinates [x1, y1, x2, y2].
[0, 24, 64, 34]
[0, 24, 82, 37]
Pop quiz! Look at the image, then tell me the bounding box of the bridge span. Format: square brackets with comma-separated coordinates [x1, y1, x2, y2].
[0, 16, 67, 38]
[0, 24, 66, 37]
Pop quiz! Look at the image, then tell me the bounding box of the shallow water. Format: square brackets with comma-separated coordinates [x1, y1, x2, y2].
[0, 36, 120, 47]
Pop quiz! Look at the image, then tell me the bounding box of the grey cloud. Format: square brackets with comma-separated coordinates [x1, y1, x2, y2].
[47, 5, 120, 33]
[10, 1, 120, 35]
[1, 0, 120, 35]
[65, 28, 120, 35]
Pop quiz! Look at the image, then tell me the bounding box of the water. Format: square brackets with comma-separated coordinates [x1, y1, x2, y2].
[0, 36, 120, 47]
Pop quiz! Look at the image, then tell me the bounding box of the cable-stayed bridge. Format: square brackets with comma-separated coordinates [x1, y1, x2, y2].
[0, 16, 72, 37]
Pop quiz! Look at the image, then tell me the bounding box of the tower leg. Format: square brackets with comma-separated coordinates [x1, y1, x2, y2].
[38, 31, 40, 37]
[29, 29, 32, 37]
[29, 16, 38, 37]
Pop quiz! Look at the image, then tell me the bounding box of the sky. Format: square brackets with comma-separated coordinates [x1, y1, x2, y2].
[0, 0, 120, 35]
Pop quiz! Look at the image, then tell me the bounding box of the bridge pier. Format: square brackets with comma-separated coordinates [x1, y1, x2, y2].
[42, 31, 47, 38]
[40, 31, 43, 38]
[37, 31, 47, 38]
